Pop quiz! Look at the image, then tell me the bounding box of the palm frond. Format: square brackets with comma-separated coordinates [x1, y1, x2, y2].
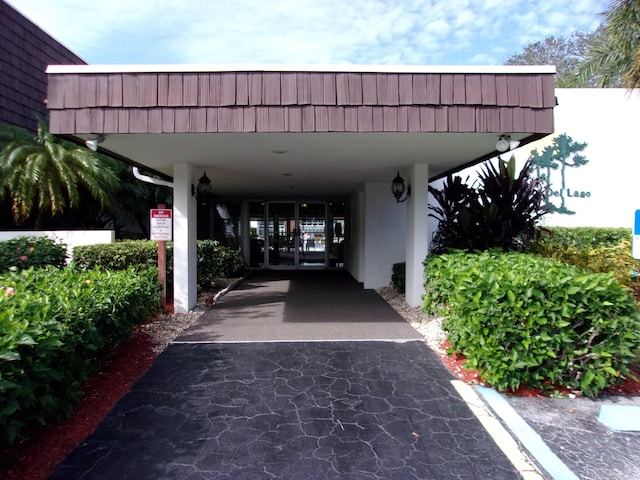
[0, 121, 119, 222]
[566, 0, 640, 88]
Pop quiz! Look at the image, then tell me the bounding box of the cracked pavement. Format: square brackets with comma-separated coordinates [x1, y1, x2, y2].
[51, 341, 522, 479]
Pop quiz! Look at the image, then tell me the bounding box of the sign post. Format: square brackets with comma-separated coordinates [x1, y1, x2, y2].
[150, 206, 172, 309]
[634, 210, 640, 260]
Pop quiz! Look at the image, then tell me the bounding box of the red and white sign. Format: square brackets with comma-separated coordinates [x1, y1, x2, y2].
[150, 209, 172, 241]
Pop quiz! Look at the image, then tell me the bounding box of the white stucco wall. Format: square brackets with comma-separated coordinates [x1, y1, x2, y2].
[0, 230, 115, 262]
[362, 182, 406, 289]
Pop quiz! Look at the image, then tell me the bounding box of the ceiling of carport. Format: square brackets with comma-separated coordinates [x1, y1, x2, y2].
[92, 131, 532, 199]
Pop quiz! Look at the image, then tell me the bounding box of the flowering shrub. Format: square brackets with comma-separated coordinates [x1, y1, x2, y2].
[0, 236, 67, 272]
[1, 285, 15, 296]
[0, 266, 160, 445]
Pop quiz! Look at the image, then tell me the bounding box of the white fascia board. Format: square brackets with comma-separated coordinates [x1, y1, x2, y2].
[46, 64, 556, 75]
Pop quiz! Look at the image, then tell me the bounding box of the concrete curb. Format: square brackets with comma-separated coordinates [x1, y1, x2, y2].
[211, 271, 252, 305]
[451, 381, 544, 480]
[476, 386, 579, 480]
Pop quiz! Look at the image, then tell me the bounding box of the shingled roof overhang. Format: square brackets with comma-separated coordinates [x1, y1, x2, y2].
[46, 64, 555, 198]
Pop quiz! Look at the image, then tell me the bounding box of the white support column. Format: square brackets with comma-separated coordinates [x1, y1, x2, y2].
[406, 163, 430, 307]
[173, 163, 197, 313]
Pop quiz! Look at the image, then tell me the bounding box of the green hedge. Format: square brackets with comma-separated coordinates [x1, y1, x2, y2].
[533, 227, 639, 290]
[0, 266, 160, 445]
[196, 240, 246, 290]
[72, 240, 164, 271]
[73, 239, 246, 291]
[536, 227, 631, 250]
[0, 236, 67, 272]
[423, 250, 640, 397]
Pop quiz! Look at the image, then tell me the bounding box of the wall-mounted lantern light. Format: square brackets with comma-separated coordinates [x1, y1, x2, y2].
[391, 170, 411, 203]
[192, 171, 213, 198]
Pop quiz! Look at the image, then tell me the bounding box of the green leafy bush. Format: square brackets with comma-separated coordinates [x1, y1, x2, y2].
[72, 240, 165, 271]
[391, 262, 406, 294]
[423, 251, 640, 397]
[0, 236, 67, 272]
[537, 239, 640, 289]
[536, 227, 631, 250]
[533, 228, 640, 290]
[73, 239, 245, 291]
[197, 240, 246, 290]
[0, 266, 160, 445]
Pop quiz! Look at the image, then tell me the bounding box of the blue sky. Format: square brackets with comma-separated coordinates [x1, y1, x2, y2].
[7, 0, 609, 66]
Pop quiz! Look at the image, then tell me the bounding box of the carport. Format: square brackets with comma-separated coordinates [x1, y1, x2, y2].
[45, 64, 556, 312]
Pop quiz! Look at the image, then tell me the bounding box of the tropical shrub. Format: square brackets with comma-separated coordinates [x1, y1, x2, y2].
[391, 262, 406, 294]
[0, 122, 117, 224]
[428, 175, 478, 252]
[0, 236, 67, 272]
[429, 156, 551, 253]
[0, 266, 160, 445]
[423, 250, 640, 397]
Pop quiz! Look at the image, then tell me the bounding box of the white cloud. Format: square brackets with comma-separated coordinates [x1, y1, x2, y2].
[469, 53, 497, 65]
[5, 0, 610, 66]
[424, 19, 451, 36]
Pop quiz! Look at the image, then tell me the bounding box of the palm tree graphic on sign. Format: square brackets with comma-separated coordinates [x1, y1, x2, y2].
[528, 133, 588, 215]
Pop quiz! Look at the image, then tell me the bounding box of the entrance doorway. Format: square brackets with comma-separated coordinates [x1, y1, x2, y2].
[266, 202, 326, 268]
[248, 201, 345, 269]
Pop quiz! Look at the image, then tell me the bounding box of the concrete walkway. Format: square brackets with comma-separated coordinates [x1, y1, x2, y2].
[51, 270, 528, 479]
[175, 270, 425, 343]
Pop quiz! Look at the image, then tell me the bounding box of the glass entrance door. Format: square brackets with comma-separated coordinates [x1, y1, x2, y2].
[298, 203, 326, 268]
[267, 202, 297, 268]
[263, 202, 328, 268]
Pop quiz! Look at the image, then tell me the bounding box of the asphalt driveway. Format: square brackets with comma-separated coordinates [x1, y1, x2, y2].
[51, 271, 524, 479]
[51, 341, 522, 479]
